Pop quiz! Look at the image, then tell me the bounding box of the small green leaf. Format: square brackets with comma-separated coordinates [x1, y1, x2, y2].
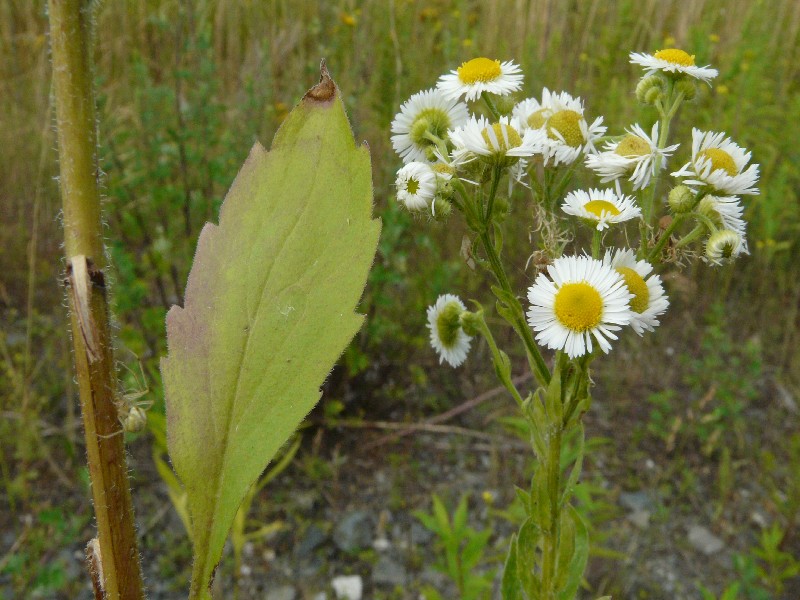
[431, 494, 453, 537]
[556, 505, 589, 600]
[453, 495, 469, 536]
[516, 517, 540, 595]
[501, 534, 524, 600]
[561, 424, 585, 507]
[161, 63, 380, 598]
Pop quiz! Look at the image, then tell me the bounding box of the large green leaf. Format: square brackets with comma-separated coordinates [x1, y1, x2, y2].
[161, 63, 380, 599]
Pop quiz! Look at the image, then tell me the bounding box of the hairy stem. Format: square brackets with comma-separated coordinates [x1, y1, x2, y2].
[48, 1, 145, 598]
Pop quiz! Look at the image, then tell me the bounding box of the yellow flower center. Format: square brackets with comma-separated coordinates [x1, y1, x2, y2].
[436, 303, 463, 347]
[547, 110, 584, 147]
[554, 282, 603, 332]
[406, 177, 420, 195]
[615, 134, 651, 158]
[432, 162, 455, 176]
[584, 200, 621, 219]
[527, 108, 550, 129]
[697, 148, 738, 176]
[457, 58, 502, 84]
[481, 122, 523, 153]
[615, 267, 650, 313]
[654, 48, 696, 67]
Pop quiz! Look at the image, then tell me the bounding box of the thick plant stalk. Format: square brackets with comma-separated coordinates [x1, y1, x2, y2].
[48, 1, 145, 598]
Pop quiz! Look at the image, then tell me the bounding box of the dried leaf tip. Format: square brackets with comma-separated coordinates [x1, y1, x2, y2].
[303, 59, 337, 105]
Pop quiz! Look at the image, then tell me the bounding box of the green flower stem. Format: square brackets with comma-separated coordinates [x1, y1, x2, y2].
[646, 213, 685, 264]
[541, 421, 563, 596]
[471, 310, 525, 409]
[641, 83, 685, 243]
[481, 168, 550, 386]
[591, 228, 602, 259]
[482, 93, 501, 120]
[647, 190, 709, 264]
[479, 229, 551, 387]
[484, 165, 501, 222]
[675, 223, 707, 248]
[692, 211, 719, 233]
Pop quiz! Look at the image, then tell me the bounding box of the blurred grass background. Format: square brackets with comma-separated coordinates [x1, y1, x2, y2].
[1, 0, 799, 597]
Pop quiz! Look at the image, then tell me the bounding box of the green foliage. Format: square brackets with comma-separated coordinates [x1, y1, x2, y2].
[0, 507, 89, 598]
[645, 301, 763, 456]
[415, 494, 496, 600]
[161, 67, 380, 597]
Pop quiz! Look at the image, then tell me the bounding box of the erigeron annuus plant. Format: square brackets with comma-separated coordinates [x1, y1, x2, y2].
[392, 51, 759, 598]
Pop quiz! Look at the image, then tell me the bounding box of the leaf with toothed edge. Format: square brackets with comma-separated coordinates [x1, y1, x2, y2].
[161, 61, 380, 599]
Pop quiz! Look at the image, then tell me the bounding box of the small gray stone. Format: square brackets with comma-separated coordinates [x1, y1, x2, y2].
[333, 511, 373, 553]
[296, 524, 327, 557]
[619, 490, 656, 513]
[688, 525, 724, 555]
[410, 522, 434, 545]
[372, 555, 406, 586]
[265, 585, 297, 600]
[627, 510, 651, 529]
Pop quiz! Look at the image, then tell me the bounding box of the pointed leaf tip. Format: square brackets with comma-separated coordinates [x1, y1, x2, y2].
[304, 59, 336, 105]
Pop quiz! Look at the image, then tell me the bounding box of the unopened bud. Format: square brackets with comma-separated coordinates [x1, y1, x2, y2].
[432, 196, 453, 220]
[668, 185, 695, 213]
[675, 78, 697, 101]
[636, 75, 667, 105]
[459, 311, 482, 337]
[492, 196, 510, 221]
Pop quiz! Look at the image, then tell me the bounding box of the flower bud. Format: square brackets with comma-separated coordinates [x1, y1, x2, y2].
[668, 185, 695, 213]
[675, 78, 697, 101]
[459, 310, 482, 337]
[431, 196, 453, 220]
[705, 229, 743, 264]
[492, 196, 510, 221]
[636, 74, 667, 105]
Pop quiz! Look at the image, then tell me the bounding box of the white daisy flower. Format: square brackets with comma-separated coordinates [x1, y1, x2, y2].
[448, 115, 543, 167]
[561, 188, 641, 231]
[630, 48, 718, 83]
[391, 88, 469, 163]
[515, 89, 605, 166]
[426, 294, 473, 367]
[512, 91, 557, 130]
[705, 229, 748, 265]
[395, 161, 437, 211]
[603, 248, 669, 335]
[672, 129, 759, 196]
[527, 255, 633, 358]
[697, 195, 748, 238]
[437, 57, 523, 102]
[585, 123, 679, 190]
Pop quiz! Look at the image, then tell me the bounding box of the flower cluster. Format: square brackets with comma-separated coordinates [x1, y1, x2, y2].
[389, 50, 759, 365]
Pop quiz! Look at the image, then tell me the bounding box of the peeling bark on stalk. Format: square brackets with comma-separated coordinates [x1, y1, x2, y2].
[48, 1, 145, 597]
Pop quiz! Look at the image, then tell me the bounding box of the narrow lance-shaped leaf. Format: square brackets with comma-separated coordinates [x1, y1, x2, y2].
[161, 62, 380, 599]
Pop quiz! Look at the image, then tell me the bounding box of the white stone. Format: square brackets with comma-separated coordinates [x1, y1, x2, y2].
[332, 575, 363, 600]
